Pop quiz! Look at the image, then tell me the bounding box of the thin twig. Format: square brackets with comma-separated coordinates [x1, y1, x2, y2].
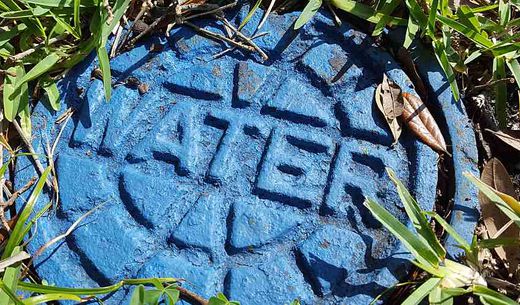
[184, 21, 256, 53]
[51, 108, 73, 160]
[110, 23, 125, 58]
[12, 120, 54, 191]
[116, 0, 153, 54]
[326, 1, 342, 27]
[3, 185, 12, 198]
[0, 251, 30, 272]
[217, 16, 269, 61]
[211, 32, 268, 60]
[2, 177, 37, 209]
[492, 219, 514, 239]
[55, 107, 75, 125]
[124, 14, 168, 51]
[176, 286, 208, 305]
[471, 77, 515, 92]
[183, 1, 237, 21]
[258, 0, 276, 29]
[23, 201, 107, 276]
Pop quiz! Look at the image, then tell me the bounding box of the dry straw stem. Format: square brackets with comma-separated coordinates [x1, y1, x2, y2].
[12, 121, 54, 191]
[217, 15, 269, 61]
[184, 21, 257, 54]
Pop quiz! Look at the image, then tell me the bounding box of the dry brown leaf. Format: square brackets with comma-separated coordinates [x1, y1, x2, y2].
[480, 158, 520, 275]
[402, 92, 448, 154]
[375, 75, 403, 143]
[380, 74, 404, 119]
[486, 129, 520, 152]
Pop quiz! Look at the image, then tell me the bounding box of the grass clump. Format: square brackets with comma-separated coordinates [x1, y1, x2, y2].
[365, 168, 520, 304]
[1, 0, 133, 127]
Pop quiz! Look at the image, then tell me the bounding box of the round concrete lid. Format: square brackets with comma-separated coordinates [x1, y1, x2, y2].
[17, 7, 479, 305]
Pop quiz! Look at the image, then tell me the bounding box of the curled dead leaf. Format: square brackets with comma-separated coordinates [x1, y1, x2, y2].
[486, 129, 520, 152]
[402, 93, 448, 154]
[480, 158, 520, 275]
[380, 74, 404, 119]
[375, 75, 403, 143]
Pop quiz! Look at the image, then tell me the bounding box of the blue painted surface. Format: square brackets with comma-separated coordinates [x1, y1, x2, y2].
[409, 43, 480, 258]
[15, 5, 477, 305]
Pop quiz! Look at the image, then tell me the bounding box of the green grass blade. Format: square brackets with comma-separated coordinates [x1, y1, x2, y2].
[478, 237, 520, 249]
[457, 5, 483, 32]
[0, 247, 23, 305]
[0, 280, 24, 305]
[0, 23, 27, 48]
[2, 66, 21, 122]
[506, 17, 520, 28]
[423, 211, 471, 252]
[50, 11, 80, 39]
[18, 278, 178, 295]
[1, 167, 52, 259]
[1, 0, 22, 10]
[464, 50, 481, 65]
[0, 9, 39, 18]
[387, 168, 446, 260]
[402, 278, 441, 305]
[73, 0, 80, 34]
[41, 76, 60, 111]
[19, 201, 52, 241]
[17, 66, 29, 115]
[372, 0, 401, 36]
[441, 287, 471, 297]
[22, 0, 97, 7]
[364, 198, 440, 269]
[238, 0, 261, 30]
[470, 4, 498, 13]
[294, 0, 322, 29]
[488, 43, 519, 57]
[0, 161, 9, 178]
[404, 16, 420, 49]
[465, 172, 520, 226]
[499, 0, 511, 26]
[96, 45, 112, 101]
[0, 0, 45, 38]
[473, 285, 519, 305]
[19, 103, 32, 139]
[436, 15, 494, 48]
[164, 288, 179, 305]
[493, 57, 507, 128]
[429, 286, 454, 305]
[403, 0, 428, 26]
[130, 285, 145, 305]
[331, 0, 406, 25]
[433, 39, 460, 101]
[22, 294, 82, 305]
[17, 53, 60, 89]
[100, 0, 130, 44]
[427, 0, 439, 35]
[506, 58, 520, 90]
[17, 282, 124, 295]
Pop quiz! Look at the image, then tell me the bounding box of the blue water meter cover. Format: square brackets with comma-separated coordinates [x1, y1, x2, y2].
[17, 6, 479, 305]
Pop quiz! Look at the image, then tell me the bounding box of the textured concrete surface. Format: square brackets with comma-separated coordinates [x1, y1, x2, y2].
[16, 5, 477, 305]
